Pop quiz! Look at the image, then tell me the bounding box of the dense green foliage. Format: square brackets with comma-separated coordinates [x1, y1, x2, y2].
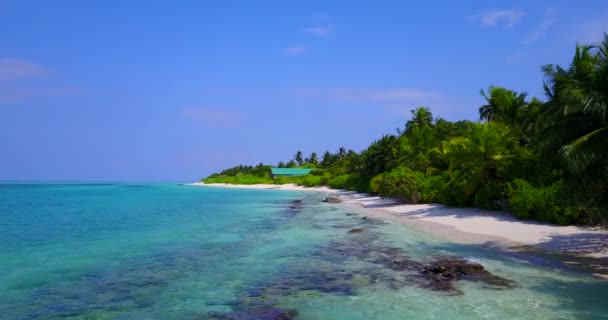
[203, 34, 608, 225]
[370, 168, 424, 203]
[204, 163, 274, 184]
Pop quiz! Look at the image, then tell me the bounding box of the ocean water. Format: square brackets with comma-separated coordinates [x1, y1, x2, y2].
[1, 183, 607, 320]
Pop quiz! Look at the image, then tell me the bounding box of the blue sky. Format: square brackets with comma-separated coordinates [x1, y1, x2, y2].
[1, 1, 607, 181]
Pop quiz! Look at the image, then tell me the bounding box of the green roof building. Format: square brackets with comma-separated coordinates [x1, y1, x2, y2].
[270, 168, 312, 178]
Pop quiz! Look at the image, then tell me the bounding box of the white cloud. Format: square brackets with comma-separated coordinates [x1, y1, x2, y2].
[0, 58, 82, 103]
[302, 14, 334, 37]
[524, 8, 558, 44]
[302, 26, 334, 36]
[294, 88, 442, 102]
[283, 45, 309, 56]
[472, 9, 526, 29]
[180, 107, 242, 128]
[0, 58, 48, 78]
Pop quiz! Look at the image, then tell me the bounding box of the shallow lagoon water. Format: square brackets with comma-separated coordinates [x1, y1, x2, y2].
[1, 183, 607, 319]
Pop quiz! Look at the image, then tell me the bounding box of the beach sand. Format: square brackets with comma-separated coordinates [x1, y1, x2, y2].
[191, 182, 608, 277]
[189, 182, 336, 193]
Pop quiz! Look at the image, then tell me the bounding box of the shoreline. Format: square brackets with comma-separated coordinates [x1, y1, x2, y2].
[188, 182, 339, 192]
[191, 182, 608, 278]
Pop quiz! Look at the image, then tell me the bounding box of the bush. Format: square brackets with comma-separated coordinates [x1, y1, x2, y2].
[325, 174, 370, 192]
[436, 173, 471, 207]
[272, 176, 289, 185]
[328, 174, 351, 189]
[506, 179, 579, 225]
[298, 175, 322, 187]
[473, 180, 505, 210]
[319, 172, 333, 185]
[310, 169, 326, 176]
[500, 156, 563, 187]
[369, 167, 424, 203]
[351, 175, 372, 193]
[203, 174, 273, 185]
[419, 174, 448, 203]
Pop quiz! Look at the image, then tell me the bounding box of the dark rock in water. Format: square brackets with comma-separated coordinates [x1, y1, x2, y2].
[345, 213, 357, 216]
[322, 196, 342, 203]
[286, 199, 304, 214]
[361, 216, 368, 220]
[419, 258, 515, 293]
[383, 258, 421, 272]
[219, 234, 516, 315]
[359, 216, 387, 226]
[205, 306, 298, 320]
[319, 236, 515, 295]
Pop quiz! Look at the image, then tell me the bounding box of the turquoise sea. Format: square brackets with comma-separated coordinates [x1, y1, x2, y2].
[1, 183, 607, 319]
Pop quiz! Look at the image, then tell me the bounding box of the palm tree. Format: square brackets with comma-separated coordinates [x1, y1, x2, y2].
[428, 140, 452, 172]
[321, 151, 333, 168]
[520, 97, 543, 141]
[346, 150, 362, 172]
[308, 152, 318, 166]
[445, 123, 519, 196]
[404, 107, 433, 134]
[479, 86, 500, 122]
[479, 86, 538, 144]
[479, 86, 528, 125]
[361, 135, 399, 177]
[294, 151, 304, 166]
[540, 33, 608, 183]
[434, 118, 475, 141]
[395, 125, 436, 172]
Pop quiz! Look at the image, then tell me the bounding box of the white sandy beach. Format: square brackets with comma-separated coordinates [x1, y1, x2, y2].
[189, 182, 337, 193]
[191, 182, 608, 262]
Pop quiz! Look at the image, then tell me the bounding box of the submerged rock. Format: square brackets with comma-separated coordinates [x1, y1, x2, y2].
[210, 231, 516, 318]
[287, 199, 304, 214]
[360, 216, 387, 227]
[419, 258, 514, 293]
[322, 196, 342, 203]
[319, 236, 515, 295]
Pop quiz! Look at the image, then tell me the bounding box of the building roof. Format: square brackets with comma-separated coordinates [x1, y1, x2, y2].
[270, 168, 312, 175]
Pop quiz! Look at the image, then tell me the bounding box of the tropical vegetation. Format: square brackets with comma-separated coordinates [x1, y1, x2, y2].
[203, 34, 608, 225]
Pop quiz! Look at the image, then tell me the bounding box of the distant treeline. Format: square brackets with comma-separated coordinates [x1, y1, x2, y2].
[204, 34, 608, 225]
